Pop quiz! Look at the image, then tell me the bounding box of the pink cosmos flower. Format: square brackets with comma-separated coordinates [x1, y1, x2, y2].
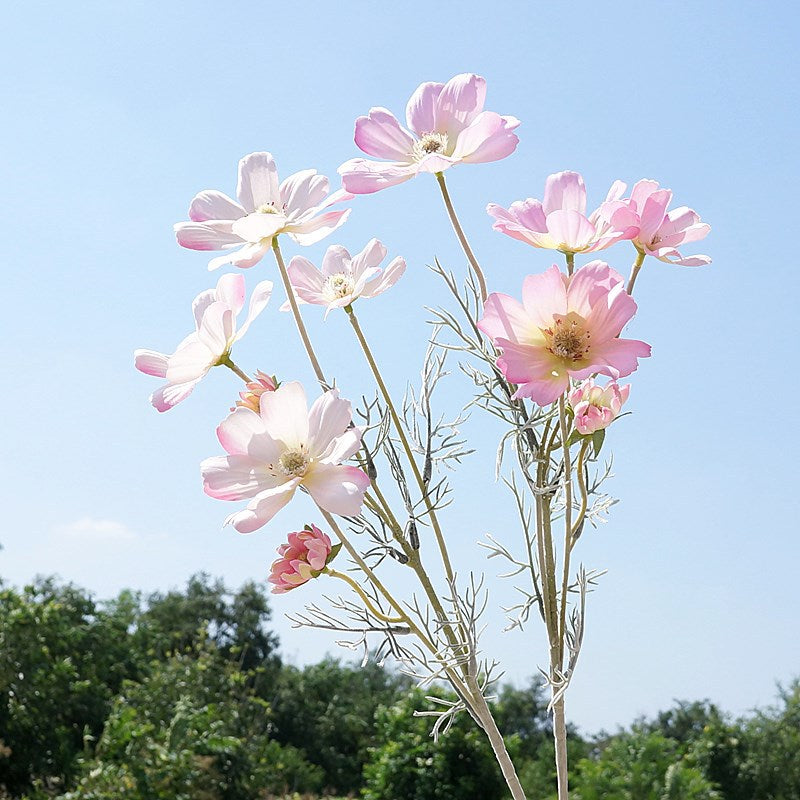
[478, 262, 651, 406]
[487, 171, 639, 255]
[338, 73, 520, 194]
[568, 379, 630, 435]
[174, 152, 352, 270]
[201, 381, 370, 533]
[286, 238, 406, 316]
[134, 274, 272, 412]
[608, 179, 711, 266]
[232, 370, 278, 413]
[269, 524, 333, 594]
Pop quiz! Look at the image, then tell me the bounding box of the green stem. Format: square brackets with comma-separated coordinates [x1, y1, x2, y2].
[271, 238, 327, 389]
[570, 441, 590, 547]
[219, 355, 252, 383]
[557, 395, 573, 661]
[435, 172, 488, 302]
[565, 252, 575, 277]
[325, 568, 405, 623]
[626, 250, 646, 296]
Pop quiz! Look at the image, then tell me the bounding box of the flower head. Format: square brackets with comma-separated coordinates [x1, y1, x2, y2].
[569, 379, 630, 435]
[487, 171, 639, 255]
[201, 381, 370, 533]
[134, 274, 272, 412]
[286, 238, 405, 316]
[610, 179, 711, 266]
[233, 370, 278, 412]
[478, 262, 651, 406]
[268, 524, 333, 594]
[175, 152, 352, 270]
[338, 73, 520, 194]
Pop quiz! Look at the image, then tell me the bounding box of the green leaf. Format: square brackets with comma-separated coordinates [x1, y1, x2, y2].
[591, 429, 606, 457]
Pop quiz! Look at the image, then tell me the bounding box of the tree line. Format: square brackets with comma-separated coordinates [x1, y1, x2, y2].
[0, 574, 797, 799]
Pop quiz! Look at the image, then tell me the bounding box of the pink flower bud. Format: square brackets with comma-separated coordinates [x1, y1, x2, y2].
[233, 371, 278, 412]
[568, 379, 630, 436]
[268, 524, 333, 594]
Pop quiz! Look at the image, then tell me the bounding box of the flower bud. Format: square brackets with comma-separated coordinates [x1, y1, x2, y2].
[568, 379, 630, 436]
[268, 524, 333, 594]
[233, 371, 278, 412]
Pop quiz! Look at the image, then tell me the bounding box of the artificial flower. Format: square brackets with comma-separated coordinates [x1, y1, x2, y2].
[569, 379, 630, 435]
[268, 524, 333, 594]
[338, 73, 520, 194]
[134, 274, 272, 412]
[175, 152, 352, 270]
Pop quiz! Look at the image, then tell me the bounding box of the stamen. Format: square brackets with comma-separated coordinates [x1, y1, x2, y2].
[278, 449, 309, 478]
[323, 272, 356, 301]
[413, 132, 449, 160]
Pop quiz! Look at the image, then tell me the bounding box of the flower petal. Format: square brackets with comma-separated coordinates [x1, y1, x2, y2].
[521, 265, 568, 327]
[434, 73, 487, 137]
[478, 292, 536, 344]
[453, 111, 520, 164]
[287, 210, 352, 246]
[287, 256, 327, 304]
[165, 337, 214, 384]
[260, 381, 309, 448]
[237, 152, 280, 212]
[348, 238, 386, 280]
[545, 210, 597, 252]
[318, 428, 362, 465]
[235, 279, 273, 341]
[174, 220, 242, 251]
[406, 81, 445, 135]
[188, 190, 245, 223]
[583, 337, 651, 380]
[307, 389, 352, 457]
[361, 256, 406, 298]
[543, 172, 587, 216]
[304, 463, 370, 516]
[214, 273, 246, 315]
[225, 480, 300, 533]
[196, 302, 234, 356]
[208, 241, 271, 271]
[281, 169, 330, 215]
[354, 108, 415, 160]
[150, 379, 199, 412]
[339, 158, 418, 194]
[201, 454, 272, 500]
[231, 213, 287, 244]
[134, 349, 169, 378]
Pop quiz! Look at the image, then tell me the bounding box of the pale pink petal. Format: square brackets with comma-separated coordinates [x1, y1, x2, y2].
[521, 265, 568, 326]
[217, 406, 269, 456]
[307, 390, 353, 456]
[354, 108, 415, 160]
[566, 261, 625, 319]
[506, 199, 548, 232]
[151, 379, 199, 412]
[260, 381, 309, 448]
[225, 480, 300, 533]
[281, 170, 330, 215]
[478, 293, 535, 344]
[287, 256, 327, 304]
[496, 339, 561, 386]
[237, 152, 280, 212]
[208, 242, 271, 271]
[658, 207, 710, 246]
[174, 220, 242, 251]
[134, 349, 169, 378]
[406, 81, 445, 135]
[287, 209, 352, 246]
[584, 282, 638, 341]
[304, 463, 370, 516]
[201, 454, 271, 500]
[214, 273, 246, 315]
[581, 337, 651, 380]
[318, 428, 362, 465]
[188, 190, 245, 222]
[196, 303, 234, 356]
[434, 73, 487, 137]
[453, 111, 520, 164]
[650, 247, 712, 266]
[348, 238, 386, 281]
[339, 159, 418, 194]
[235, 279, 273, 341]
[361, 256, 406, 298]
[231, 213, 287, 243]
[320, 245, 351, 277]
[604, 180, 627, 202]
[638, 188, 672, 244]
[545, 210, 597, 251]
[415, 153, 458, 174]
[628, 179, 661, 214]
[543, 172, 587, 216]
[165, 338, 214, 384]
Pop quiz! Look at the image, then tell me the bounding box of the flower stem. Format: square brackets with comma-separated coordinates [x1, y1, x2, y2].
[345, 306, 456, 588]
[219, 355, 252, 383]
[435, 172, 488, 302]
[271, 238, 328, 389]
[626, 250, 646, 296]
[565, 252, 575, 277]
[557, 395, 573, 658]
[325, 568, 405, 623]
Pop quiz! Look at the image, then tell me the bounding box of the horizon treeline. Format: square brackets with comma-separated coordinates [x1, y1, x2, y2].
[0, 573, 797, 799]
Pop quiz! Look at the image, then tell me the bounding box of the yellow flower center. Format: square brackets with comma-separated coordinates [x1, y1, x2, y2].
[278, 449, 309, 478]
[256, 202, 282, 214]
[543, 313, 591, 362]
[324, 272, 355, 301]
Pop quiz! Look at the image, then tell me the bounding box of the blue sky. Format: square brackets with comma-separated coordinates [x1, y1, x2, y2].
[2, 1, 798, 733]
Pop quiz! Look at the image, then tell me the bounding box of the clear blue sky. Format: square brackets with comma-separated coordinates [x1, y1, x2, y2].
[2, 1, 798, 734]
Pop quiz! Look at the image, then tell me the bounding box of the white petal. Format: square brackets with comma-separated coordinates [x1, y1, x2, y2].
[188, 190, 245, 222]
[259, 381, 309, 448]
[237, 152, 280, 212]
[224, 480, 299, 533]
[307, 389, 352, 456]
[208, 241, 270, 271]
[234, 280, 273, 341]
